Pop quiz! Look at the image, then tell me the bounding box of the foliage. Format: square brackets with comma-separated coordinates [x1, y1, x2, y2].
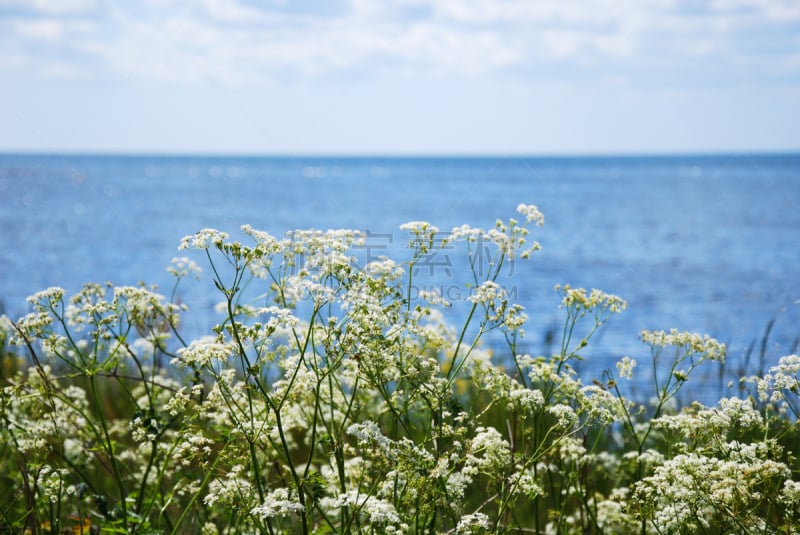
[1, 204, 798, 534]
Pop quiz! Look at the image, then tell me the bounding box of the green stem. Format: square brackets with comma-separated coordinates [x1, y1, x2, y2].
[88, 374, 129, 531]
[446, 302, 479, 382]
[169, 440, 229, 535]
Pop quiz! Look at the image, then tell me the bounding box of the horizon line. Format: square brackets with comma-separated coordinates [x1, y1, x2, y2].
[1, 148, 800, 160]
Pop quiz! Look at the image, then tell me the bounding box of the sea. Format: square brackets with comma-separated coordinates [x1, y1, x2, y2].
[1, 153, 799, 402]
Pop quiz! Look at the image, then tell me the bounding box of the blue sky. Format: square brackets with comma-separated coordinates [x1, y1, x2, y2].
[1, 0, 799, 155]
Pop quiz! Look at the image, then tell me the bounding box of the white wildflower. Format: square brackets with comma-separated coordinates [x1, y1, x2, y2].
[240, 224, 280, 248]
[516, 203, 544, 226]
[547, 404, 576, 428]
[418, 289, 451, 307]
[284, 277, 336, 307]
[448, 224, 484, 243]
[447, 471, 473, 501]
[347, 421, 394, 457]
[782, 480, 800, 506]
[595, 491, 638, 533]
[640, 329, 726, 362]
[615, 356, 636, 380]
[256, 306, 300, 331]
[250, 488, 305, 520]
[465, 426, 510, 476]
[556, 284, 627, 315]
[400, 221, 439, 255]
[399, 221, 439, 235]
[468, 281, 504, 307]
[39, 465, 69, 504]
[167, 256, 202, 279]
[558, 436, 587, 464]
[333, 491, 401, 526]
[456, 512, 490, 533]
[173, 336, 233, 367]
[179, 228, 229, 250]
[580, 384, 624, 424]
[26, 286, 65, 306]
[204, 465, 254, 509]
[509, 466, 543, 499]
[509, 387, 544, 413]
[165, 387, 192, 416]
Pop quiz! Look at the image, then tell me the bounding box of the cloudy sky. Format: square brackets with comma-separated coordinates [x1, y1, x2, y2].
[1, 0, 799, 155]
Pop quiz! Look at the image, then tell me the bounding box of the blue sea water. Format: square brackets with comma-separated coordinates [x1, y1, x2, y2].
[1, 153, 799, 398]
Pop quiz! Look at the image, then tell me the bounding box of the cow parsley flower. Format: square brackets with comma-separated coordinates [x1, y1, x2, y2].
[547, 404, 577, 428]
[448, 224, 484, 243]
[204, 464, 254, 509]
[333, 491, 401, 526]
[399, 221, 439, 235]
[782, 479, 800, 507]
[508, 466, 543, 499]
[641, 329, 726, 362]
[556, 284, 627, 315]
[509, 387, 544, 413]
[580, 384, 625, 424]
[635, 447, 790, 532]
[26, 286, 65, 307]
[167, 256, 202, 279]
[347, 421, 394, 457]
[250, 488, 305, 520]
[516, 203, 544, 226]
[464, 426, 510, 476]
[240, 224, 280, 249]
[595, 491, 638, 533]
[400, 221, 439, 255]
[468, 281, 504, 311]
[165, 387, 192, 416]
[8, 311, 53, 344]
[173, 336, 233, 368]
[38, 465, 70, 504]
[179, 228, 229, 250]
[417, 289, 451, 308]
[615, 356, 636, 380]
[456, 512, 490, 533]
[447, 471, 473, 501]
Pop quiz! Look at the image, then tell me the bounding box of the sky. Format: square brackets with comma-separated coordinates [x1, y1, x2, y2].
[0, 0, 799, 155]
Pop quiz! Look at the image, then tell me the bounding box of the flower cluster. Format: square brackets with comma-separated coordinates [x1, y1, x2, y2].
[641, 328, 726, 362]
[179, 228, 229, 250]
[556, 284, 628, 315]
[1, 205, 798, 535]
[743, 354, 800, 409]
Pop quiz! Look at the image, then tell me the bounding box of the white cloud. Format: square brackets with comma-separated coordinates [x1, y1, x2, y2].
[195, 0, 280, 24]
[0, 0, 101, 15]
[40, 61, 82, 77]
[0, 54, 25, 69]
[710, 0, 800, 20]
[13, 19, 65, 41]
[0, 0, 797, 90]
